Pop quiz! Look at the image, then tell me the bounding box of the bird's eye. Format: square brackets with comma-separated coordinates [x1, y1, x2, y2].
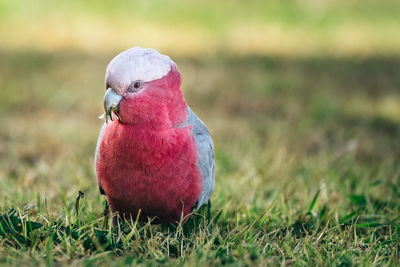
[128, 80, 143, 92]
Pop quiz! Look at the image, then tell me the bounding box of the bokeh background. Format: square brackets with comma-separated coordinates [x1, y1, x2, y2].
[0, 0, 400, 264]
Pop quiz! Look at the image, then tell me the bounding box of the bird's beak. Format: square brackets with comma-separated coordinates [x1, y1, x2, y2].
[102, 88, 123, 122]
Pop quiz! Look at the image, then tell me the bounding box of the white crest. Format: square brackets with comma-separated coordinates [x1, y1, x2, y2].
[105, 47, 175, 91]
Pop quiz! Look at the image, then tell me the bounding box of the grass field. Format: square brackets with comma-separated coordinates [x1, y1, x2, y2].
[1, 0, 400, 266]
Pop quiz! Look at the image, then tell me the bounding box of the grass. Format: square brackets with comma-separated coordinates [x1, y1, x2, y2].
[1, 0, 400, 265]
[0, 51, 399, 266]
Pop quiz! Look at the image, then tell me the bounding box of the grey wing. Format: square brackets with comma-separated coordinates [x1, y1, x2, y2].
[94, 122, 107, 194]
[186, 107, 215, 209]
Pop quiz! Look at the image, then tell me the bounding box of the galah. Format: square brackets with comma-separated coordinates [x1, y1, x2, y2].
[95, 47, 215, 224]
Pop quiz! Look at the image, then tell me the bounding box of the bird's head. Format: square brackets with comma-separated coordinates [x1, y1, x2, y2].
[102, 47, 187, 126]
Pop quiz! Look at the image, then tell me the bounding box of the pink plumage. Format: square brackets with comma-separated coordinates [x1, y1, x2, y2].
[95, 47, 214, 224]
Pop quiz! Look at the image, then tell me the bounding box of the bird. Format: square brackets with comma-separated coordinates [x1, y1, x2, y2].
[94, 47, 215, 224]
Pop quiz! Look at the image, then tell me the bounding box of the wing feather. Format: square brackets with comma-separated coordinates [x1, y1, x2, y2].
[185, 107, 215, 209]
[94, 122, 107, 191]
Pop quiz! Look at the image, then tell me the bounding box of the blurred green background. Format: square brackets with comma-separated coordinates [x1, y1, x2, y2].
[0, 0, 400, 265]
